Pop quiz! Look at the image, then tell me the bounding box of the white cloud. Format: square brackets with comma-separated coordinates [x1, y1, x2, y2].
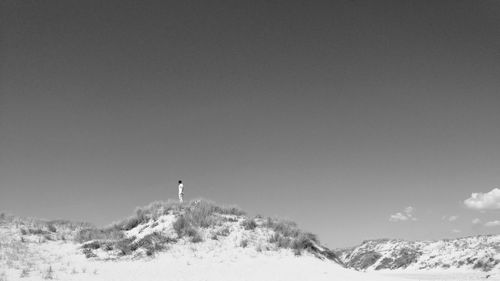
[464, 188, 500, 210]
[442, 215, 459, 222]
[390, 212, 408, 222]
[451, 229, 461, 233]
[484, 220, 500, 227]
[472, 218, 481, 224]
[389, 206, 417, 222]
[404, 206, 414, 214]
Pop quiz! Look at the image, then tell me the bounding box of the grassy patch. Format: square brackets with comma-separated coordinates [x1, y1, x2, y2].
[136, 232, 175, 256]
[112, 199, 244, 232]
[74, 227, 124, 243]
[240, 239, 248, 248]
[473, 258, 499, 272]
[173, 215, 203, 242]
[240, 218, 257, 230]
[347, 251, 382, 270]
[81, 232, 175, 257]
[264, 217, 321, 256]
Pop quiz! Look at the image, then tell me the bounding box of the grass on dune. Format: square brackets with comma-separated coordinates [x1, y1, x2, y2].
[76, 199, 246, 256]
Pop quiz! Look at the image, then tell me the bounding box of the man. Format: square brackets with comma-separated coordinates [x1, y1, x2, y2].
[178, 180, 184, 203]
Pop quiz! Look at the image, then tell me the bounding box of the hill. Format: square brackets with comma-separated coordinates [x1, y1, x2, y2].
[0, 199, 365, 281]
[1, 199, 498, 281]
[336, 235, 500, 272]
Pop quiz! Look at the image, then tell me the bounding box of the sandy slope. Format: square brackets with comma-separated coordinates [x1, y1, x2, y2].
[0, 239, 401, 281]
[1, 202, 496, 281]
[1, 236, 494, 281]
[0, 213, 399, 281]
[338, 236, 500, 273]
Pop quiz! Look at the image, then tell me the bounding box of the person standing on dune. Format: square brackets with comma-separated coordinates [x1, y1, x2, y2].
[178, 180, 184, 203]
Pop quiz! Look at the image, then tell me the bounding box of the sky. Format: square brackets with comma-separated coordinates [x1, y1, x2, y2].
[1, 0, 500, 248]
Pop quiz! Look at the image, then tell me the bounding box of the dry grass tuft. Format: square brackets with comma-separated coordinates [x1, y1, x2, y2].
[264, 217, 320, 255]
[240, 218, 257, 230]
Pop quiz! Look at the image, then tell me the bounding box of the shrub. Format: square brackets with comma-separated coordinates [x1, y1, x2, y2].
[74, 227, 124, 243]
[473, 258, 499, 272]
[216, 227, 230, 237]
[187, 204, 218, 228]
[173, 215, 190, 237]
[240, 239, 248, 248]
[269, 233, 291, 248]
[347, 251, 382, 270]
[264, 218, 300, 238]
[173, 215, 202, 242]
[220, 206, 246, 216]
[111, 199, 243, 233]
[112, 200, 183, 231]
[135, 208, 148, 224]
[136, 232, 174, 256]
[265, 218, 326, 257]
[47, 224, 57, 233]
[376, 257, 394, 270]
[190, 232, 203, 243]
[269, 232, 279, 243]
[28, 228, 47, 235]
[121, 217, 140, 231]
[189, 199, 245, 217]
[115, 237, 137, 256]
[82, 240, 102, 250]
[391, 248, 420, 269]
[241, 218, 257, 230]
[278, 236, 292, 248]
[82, 248, 97, 258]
[291, 232, 318, 251]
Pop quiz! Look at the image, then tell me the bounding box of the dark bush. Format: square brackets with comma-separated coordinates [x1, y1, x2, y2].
[173, 215, 190, 237]
[241, 218, 257, 230]
[290, 233, 318, 255]
[173, 215, 202, 242]
[187, 205, 218, 228]
[473, 258, 499, 272]
[264, 218, 300, 238]
[269, 233, 291, 248]
[47, 224, 57, 233]
[83, 248, 97, 258]
[216, 227, 230, 237]
[372, 248, 420, 270]
[376, 257, 394, 270]
[74, 227, 124, 243]
[135, 232, 175, 256]
[347, 251, 382, 270]
[29, 228, 47, 235]
[392, 248, 420, 269]
[121, 218, 140, 231]
[115, 237, 137, 256]
[82, 240, 102, 250]
[190, 232, 203, 243]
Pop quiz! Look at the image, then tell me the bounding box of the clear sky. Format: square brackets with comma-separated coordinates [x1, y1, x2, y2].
[1, 0, 499, 248]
